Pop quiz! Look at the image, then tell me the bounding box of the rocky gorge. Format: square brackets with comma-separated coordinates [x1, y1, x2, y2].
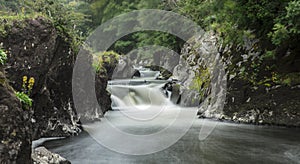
[0, 11, 299, 164]
[115, 31, 300, 127]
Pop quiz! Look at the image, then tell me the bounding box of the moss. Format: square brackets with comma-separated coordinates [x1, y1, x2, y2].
[0, 12, 44, 37]
[92, 51, 120, 73]
[282, 78, 291, 86]
[280, 72, 300, 86]
[190, 66, 211, 99]
[0, 11, 80, 53]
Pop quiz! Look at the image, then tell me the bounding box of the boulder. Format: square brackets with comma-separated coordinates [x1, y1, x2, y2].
[0, 17, 112, 138]
[0, 17, 81, 139]
[32, 147, 70, 164]
[0, 67, 32, 163]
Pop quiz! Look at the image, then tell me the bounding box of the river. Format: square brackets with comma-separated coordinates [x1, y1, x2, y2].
[44, 68, 300, 164]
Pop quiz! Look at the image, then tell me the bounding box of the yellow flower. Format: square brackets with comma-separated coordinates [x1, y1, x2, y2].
[23, 76, 28, 83]
[28, 77, 35, 92]
[29, 77, 35, 84]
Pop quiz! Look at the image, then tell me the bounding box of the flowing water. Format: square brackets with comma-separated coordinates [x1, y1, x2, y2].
[44, 68, 300, 164]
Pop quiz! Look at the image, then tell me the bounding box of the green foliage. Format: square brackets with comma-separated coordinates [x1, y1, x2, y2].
[278, 72, 300, 86]
[25, 0, 89, 51]
[87, 0, 161, 28]
[0, 0, 89, 52]
[15, 91, 32, 108]
[15, 75, 35, 109]
[269, 0, 300, 45]
[83, 0, 183, 54]
[174, 0, 300, 87]
[269, 23, 289, 45]
[92, 51, 120, 73]
[0, 49, 7, 65]
[262, 51, 276, 60]
[0, 10, 41, 36]
[1, 0, 183, 54]
[2, 0, 299, 88]
[191, 67, 211, 99]
[175, 0, 299, 49]
[133, 31, 183, 54]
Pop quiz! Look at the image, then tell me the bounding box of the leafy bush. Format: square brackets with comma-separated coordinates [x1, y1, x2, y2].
[269, 0, 300, 45]
[24, 0, 89, 51]
[92, 51, 120, 73]
[0, 49, 7, 65]
[15, 91, 32, 108]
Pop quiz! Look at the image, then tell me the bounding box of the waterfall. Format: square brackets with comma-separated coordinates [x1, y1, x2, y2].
[108, 68, 173, 111]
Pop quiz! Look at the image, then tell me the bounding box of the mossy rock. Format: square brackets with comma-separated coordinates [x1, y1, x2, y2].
[280, 72, 300, 86]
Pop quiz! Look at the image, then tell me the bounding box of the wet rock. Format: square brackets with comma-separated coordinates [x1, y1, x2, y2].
[145, 65, 173, 80]
[132, 70, 141, 78]
[32, 147, 70, 164]
[162, 81, 181, 104]
[0, 16, 114, 163]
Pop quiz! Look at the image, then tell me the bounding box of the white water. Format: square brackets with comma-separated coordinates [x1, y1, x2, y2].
[108, 80, 172, 111]
[106, 69, 186, 123]
[44, 68, 300, 163]
[108, 67, 173, 111]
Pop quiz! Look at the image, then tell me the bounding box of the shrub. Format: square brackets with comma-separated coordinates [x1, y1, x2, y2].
[92, 51, 120, 73]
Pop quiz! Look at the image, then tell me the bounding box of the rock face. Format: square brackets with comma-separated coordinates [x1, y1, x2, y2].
[113, 49, 179, 80]
[73, 49, 113, 122]
[173, 32, 226, 114]
[112, 55, 136, 79]
[224, 79, 300, 126]
[0, 17, 112, 139]
[32, 147, 70, 164]
[152, 50, 179, 74]
[0, 17, 80, 139]
[0, 67, 32, 163]
[175, 31, 300, 126]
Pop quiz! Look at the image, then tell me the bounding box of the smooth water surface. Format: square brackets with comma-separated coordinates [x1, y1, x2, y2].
[44, 115, 300, 164]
